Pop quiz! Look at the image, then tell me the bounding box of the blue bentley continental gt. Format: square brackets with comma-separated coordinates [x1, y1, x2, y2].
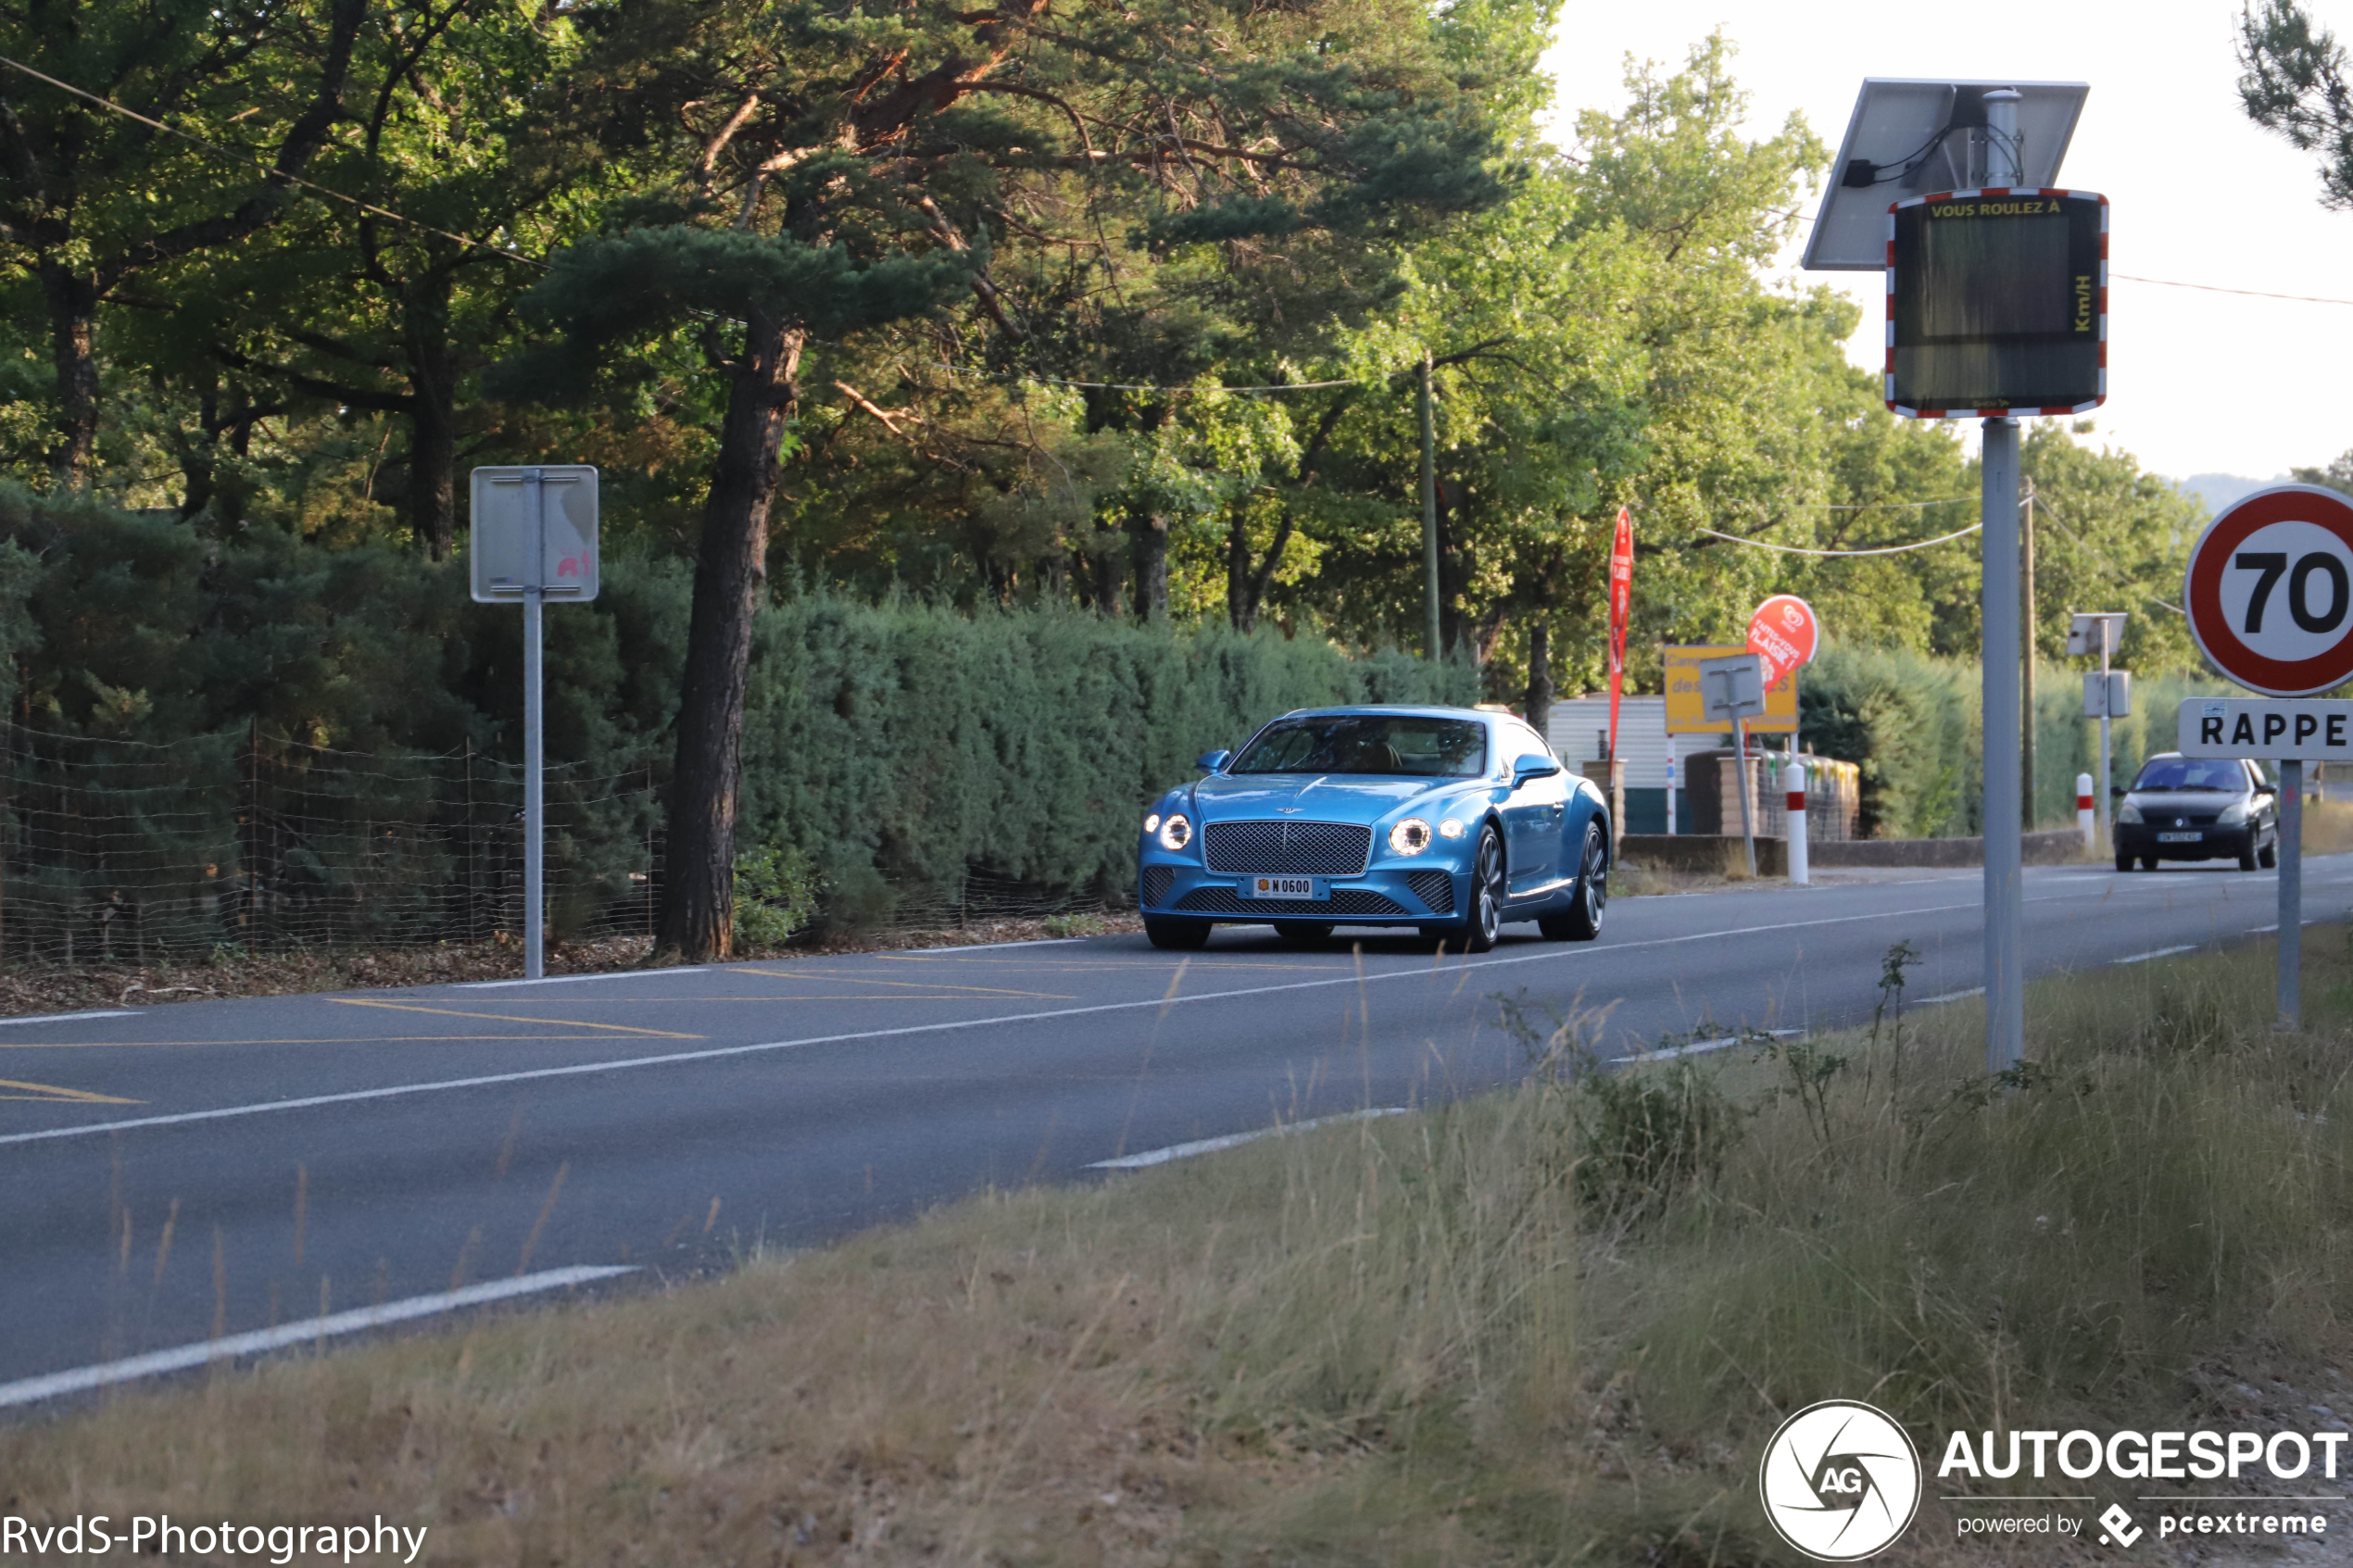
[1136, 705, 1611, 952]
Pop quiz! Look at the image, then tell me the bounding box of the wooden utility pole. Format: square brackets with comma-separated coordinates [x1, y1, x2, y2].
[1418, 352, 1441, 659]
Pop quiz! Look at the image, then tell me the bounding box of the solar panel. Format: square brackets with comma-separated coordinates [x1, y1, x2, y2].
[1803, 79, 2090, 271]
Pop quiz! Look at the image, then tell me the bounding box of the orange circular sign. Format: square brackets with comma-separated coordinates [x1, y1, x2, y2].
[1747, 595, 1819, 685]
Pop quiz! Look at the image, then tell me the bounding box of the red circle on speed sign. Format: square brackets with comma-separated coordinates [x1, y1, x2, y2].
[2185, 484, 2353, 696]
[1746, 594, 1819, 685]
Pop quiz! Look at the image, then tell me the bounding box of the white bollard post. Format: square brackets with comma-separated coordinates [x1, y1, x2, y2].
[1786, 761, 1809, 886]
[2077, 771, 2095, 855]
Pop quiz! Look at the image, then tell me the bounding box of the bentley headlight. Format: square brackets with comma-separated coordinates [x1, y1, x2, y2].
[1389, 817, 1433, 856]
[1143, 812, 1162, 834]
[2118, 801, 2142, 824]
[1438, 818, 1466, 840]
[1158, 813, 1192, 851]
[2219, 800, 2251, 826]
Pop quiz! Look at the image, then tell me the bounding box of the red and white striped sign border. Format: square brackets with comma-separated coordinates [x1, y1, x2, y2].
[1882, 189, 2108, 420]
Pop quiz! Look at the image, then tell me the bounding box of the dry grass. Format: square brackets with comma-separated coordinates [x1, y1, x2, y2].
[7, 935, 2353, 1564]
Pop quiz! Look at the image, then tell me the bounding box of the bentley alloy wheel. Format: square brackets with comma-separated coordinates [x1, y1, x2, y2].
[1541, 822, 1607, 941]
[1465, 825, 1504, 953]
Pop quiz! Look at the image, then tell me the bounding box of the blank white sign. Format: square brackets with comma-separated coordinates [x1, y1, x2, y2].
[470, 466, 598, 603]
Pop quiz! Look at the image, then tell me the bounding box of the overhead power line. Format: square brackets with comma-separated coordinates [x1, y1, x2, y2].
[2111, 272, 2353, 307]
[0, 53, 544, 268]
[1695, 519, 1985, 557]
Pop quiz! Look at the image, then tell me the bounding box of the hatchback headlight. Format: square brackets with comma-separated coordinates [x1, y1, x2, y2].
[1389, 817, 1433, 856]
[2219, 800, 2251, 826]
[2117, 802, 2142, 824]
[1158, 813, 1192, 851]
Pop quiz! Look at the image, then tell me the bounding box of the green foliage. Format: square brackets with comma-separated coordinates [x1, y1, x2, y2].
[738, 596, 1475, 931]
[731, 842, 823, 948]
[2240, 0, 2353, 209]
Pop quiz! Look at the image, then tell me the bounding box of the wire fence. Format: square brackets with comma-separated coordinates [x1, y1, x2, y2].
[0, 724, 661, 965]
[0, 724, 1126, 966]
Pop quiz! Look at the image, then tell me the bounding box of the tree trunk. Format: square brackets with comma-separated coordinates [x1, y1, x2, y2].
[403, 274, 459, 560]
[1525, 619, 1554, 739]
[653, 312, 799, 961]
[1131, 512, 1169, 622]
[1086, 538, 1125, 618]
[41, 262, 100, 490]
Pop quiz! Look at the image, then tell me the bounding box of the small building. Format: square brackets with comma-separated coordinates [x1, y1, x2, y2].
[1543, 696, 1856, 840]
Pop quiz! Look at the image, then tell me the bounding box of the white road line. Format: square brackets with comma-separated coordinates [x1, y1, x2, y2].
[2115, 946, 2197, 965]
[465, 969, 708, 989]
[0, 897, 1992, 1149]
[1088, 1108, 1409, 1169]
[0, 1265, 637, 1409]
[1913, 987, 1986, 1005]
[1625, 1027, 1801, 1062]
[0, 1010, 135, 1028]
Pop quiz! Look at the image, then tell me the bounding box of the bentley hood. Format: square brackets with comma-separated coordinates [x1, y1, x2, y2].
[1191, 773, 1476, 822]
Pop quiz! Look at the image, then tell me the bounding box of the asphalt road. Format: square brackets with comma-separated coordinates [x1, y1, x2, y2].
[4, 856, 2348, 1402]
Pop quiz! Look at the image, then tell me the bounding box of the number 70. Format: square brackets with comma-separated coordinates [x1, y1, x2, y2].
[2235, 550, 2349, 635]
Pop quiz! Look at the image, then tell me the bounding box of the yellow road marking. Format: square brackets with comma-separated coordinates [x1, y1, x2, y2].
[327, 998, 701, 1037]
[0, 1076, 141, 1104]
[735, 969, 1072, 999]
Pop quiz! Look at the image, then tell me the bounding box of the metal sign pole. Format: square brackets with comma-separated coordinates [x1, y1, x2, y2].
[2281, 758, 2302, 1028]
[2098, 625, 2113, 852]
[1736, 715, 1756, 878]
[1982, 416, 2025, 1074]
[523, 468, 546, 981]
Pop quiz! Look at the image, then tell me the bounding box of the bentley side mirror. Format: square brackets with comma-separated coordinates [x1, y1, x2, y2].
[1513, 753, 1563, 784]
[1196, 749, 1231, 772]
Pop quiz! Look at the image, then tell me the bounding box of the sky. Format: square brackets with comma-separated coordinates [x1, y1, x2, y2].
[1538, 0, 2353, 483]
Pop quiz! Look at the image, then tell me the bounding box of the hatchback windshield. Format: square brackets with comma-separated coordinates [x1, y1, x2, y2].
[1230, 715, 1488, 778]
[2131, 758, 2249, 792]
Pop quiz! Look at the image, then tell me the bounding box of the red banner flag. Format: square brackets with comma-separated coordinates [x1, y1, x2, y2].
[1606, 505, 1633, 768]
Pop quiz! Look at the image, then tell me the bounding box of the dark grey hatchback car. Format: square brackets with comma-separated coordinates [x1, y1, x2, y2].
[2112, 752, 2279, 872]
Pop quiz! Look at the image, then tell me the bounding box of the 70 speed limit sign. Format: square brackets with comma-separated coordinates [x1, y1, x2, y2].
[2185, 483, 2353, 696]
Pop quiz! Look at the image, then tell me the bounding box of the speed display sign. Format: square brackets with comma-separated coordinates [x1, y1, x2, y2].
[2184, 484, 2353, 696]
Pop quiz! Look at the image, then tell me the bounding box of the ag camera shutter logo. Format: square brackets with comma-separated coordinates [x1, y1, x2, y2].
[1759, 1399, 1923, 1560]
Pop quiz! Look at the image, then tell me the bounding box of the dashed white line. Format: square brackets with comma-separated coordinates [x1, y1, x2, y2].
[2114, 945, 2197, 965]
[1913, 987, 1986, 1005]
[1625, 1027, 1802, 1062]
[1088, 1108, 1409, 1169]
[0, 1010, 135, 1028]
[0, 1265, 637, 1409]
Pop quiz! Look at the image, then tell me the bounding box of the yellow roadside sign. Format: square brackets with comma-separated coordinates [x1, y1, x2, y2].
[1663, 645, 1801, 734]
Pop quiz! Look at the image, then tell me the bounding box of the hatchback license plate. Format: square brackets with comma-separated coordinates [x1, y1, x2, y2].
[2156, 831, 2202, 843]
[1239, 875, 1323, 899]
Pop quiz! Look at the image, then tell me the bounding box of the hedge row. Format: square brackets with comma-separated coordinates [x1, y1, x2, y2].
[0, 488, 1474, 938]
[738, 600, 1476, 925]
[1800, 643, 2237, 838]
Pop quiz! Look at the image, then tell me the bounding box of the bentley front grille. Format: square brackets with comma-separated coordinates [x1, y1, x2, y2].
[1202, 820, 1374, 877]
[1175, 886, 1406, 918]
